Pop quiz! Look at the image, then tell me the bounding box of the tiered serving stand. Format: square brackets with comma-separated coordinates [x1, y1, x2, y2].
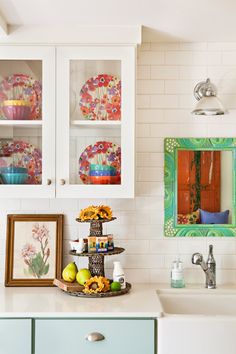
[64, 217, 131, 298]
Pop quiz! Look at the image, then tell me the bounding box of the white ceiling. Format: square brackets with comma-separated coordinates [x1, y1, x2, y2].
[0, 0, 236, 42]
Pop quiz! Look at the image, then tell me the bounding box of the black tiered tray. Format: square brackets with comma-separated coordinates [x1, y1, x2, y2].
[64, 282, 131, 298]
[59, 216, 131, 298]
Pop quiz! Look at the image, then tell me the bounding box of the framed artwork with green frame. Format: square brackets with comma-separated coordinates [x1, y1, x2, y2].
[164, 138, 236, 237]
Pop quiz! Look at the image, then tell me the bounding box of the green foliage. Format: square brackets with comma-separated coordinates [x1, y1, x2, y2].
[30, 252, 50, 278]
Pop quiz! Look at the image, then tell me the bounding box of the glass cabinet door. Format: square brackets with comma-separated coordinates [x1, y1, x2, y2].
[57, 46, 135, 198]
[0, 46, 55, 198]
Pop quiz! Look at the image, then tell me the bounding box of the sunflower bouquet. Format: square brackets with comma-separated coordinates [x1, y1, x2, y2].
[79, 205, 113, 221]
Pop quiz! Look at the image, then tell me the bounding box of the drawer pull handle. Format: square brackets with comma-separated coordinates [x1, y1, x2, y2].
[47, 179, 52, 185]
[86, 332, 105, 342]
[60, 179, 66, 185]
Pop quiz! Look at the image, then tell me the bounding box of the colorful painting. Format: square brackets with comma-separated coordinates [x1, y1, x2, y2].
[79, 140, 121, 184]
[0, 140, 42, 184]
[164, 138, 236, 237]
[0, 74, 42, 120]
[5, 215, 63, 287]
[79, 74, 121, 120]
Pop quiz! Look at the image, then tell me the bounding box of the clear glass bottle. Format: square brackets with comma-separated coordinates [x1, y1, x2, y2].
[171, 257, 185, 288]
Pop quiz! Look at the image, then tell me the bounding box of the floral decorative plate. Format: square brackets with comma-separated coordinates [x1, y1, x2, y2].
[79, 74, 121, 120]
[0, 140, 42, 184]
[0, 74, 42, 120]
[79, 141, 121, 184]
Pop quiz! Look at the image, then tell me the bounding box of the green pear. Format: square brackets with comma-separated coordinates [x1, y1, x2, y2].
[76, 268, 91, 285]
[62, 262, 78, 283]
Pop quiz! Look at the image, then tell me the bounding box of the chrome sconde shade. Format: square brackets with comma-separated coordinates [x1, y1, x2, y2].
[192, 78, 226, 116]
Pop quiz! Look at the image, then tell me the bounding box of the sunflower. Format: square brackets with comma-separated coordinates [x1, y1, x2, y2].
[98, 205, 112, 219]
[79, 206, 99, 221]
[101, 277, 110, 292]
[83, 276, 105, 294]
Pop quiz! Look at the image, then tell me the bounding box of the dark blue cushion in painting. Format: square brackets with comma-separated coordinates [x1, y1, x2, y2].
[200, 209, 229, 224]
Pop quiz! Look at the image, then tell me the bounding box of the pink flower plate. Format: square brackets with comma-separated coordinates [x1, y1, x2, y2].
[0, 140, 42, 184]
[79, 141, 121, 184]
[0, 74, 42, 120]
[79, 74, 121, 121]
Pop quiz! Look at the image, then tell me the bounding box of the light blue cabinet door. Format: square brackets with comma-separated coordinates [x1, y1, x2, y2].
[0, 319, 31, 354]
[35, 319, 155, 354]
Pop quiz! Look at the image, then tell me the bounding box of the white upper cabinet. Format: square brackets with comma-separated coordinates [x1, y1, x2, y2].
[0, 44, 136, 198]
[56, 46, 135, 198]
[0, 46, 55, 198]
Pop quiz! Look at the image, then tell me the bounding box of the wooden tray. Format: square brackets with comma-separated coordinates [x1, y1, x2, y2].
[62, 282, 132, 298]
[53, 278, 84, 292]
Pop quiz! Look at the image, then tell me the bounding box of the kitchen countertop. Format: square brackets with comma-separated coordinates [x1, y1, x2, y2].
[0, 283, 163, 318]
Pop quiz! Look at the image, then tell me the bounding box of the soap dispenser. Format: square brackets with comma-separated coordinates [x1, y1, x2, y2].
[171, 257, 185, 288]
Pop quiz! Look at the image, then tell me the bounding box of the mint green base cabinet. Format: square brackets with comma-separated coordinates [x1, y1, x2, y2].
[35, 319, 155, 354]
[0, 319, 31, 354]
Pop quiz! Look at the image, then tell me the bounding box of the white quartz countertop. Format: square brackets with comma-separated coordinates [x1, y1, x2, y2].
[0, 283, 163, 318]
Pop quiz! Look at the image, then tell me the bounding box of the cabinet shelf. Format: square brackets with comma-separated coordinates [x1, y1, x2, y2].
[0, 120, 42, 128]
[71, 120, 121, 128]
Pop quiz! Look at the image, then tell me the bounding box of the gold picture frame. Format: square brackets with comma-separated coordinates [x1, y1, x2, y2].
[5, 214, 63, 287]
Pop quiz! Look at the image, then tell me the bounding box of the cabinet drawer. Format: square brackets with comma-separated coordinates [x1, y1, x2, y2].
[35, 318, 155, 354]
[0, 319, 31, 354]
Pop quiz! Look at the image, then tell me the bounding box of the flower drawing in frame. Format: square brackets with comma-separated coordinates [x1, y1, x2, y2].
[5, 214, 63, 287]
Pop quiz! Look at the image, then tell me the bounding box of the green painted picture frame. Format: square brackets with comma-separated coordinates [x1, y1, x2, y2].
[164, 138, 236, 237]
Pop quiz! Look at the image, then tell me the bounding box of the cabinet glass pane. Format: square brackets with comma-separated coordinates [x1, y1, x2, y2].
[69, 60, 122, 186]
[0, 60, 42, 185]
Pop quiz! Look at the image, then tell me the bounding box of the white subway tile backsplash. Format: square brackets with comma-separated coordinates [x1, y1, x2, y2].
[2, 41, 236, 286]
[137, 80, 165, 94]
[136, 137, 163, 152]
[149, 240, 179, 255]
[179, 65, 207, 79]
[223, 51, 236, 65]
[150, 123, 208, 137]
[135, 225, 164, 239]
[136, 152, 164, 167]
[139, 51, 165, 65]
[21, 199, 50, 210]
[137, 109, 164, 123]
[137, 94, 151, 108]
[137, 65, 151, 79]
[165, 51, 193, 65]
[136, 124, 150, 137]
[150, 94, 179, 108]
[165, 80, 194, 94]
[136, 167, 163, 182]
[136, 182, 164, 197]
[151, 42, 180, 51]
[179, 42, 207, 51]
[151, 66, 179, 79]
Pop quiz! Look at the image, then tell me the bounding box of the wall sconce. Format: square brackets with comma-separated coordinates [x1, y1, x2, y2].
[192, 78, 226, 115]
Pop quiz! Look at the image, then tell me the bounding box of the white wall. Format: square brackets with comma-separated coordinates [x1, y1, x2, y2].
[1, 41, 236, 285]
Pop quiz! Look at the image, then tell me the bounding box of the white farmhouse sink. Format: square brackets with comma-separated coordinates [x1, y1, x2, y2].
[157, 287, 236, 354]
[158, 289, 236, 316]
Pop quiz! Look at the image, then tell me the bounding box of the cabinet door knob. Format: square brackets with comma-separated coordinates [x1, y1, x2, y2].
[86, 332, 105, 342]
[60, 179, 66, 185]
[47, 179, 52, 185]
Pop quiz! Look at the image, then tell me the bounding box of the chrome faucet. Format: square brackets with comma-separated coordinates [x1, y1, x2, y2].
[192, 245, 216, 289]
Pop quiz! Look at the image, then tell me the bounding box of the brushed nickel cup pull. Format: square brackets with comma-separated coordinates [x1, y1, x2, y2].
[86, 332, 105, 342]
[47, 179, 52, 185]
[60, 179, 66, 185]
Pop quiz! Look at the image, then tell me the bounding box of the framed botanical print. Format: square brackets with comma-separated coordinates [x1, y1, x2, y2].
[5, 214, 63, 286]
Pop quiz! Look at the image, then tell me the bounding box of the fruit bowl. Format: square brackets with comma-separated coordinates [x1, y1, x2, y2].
[2, 100, 31, 120]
